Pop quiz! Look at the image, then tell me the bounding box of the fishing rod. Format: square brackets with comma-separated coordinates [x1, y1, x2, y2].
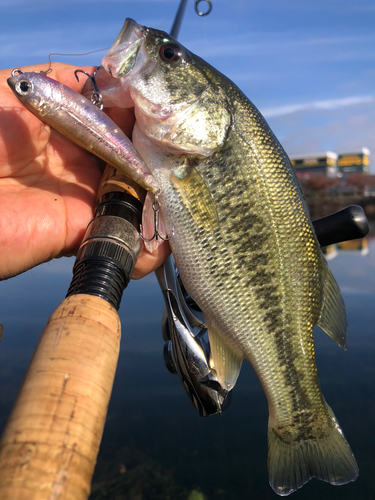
[0, 3, 369, 499]
[0, 4, 214, 499]
[0, 164, 145, 500]
[171, 0, 212, 38]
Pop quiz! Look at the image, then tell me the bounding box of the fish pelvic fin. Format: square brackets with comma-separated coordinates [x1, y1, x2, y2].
[206, 319, 243, 391]
[267, 406, 358, 496]
[317, 263, 348, 350]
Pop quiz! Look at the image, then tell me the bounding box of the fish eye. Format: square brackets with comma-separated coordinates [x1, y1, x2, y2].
[16, 80, 32, 95]
[159, 43, 182, 62]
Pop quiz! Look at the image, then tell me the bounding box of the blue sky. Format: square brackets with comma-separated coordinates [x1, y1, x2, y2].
[1, 0, 375, 171]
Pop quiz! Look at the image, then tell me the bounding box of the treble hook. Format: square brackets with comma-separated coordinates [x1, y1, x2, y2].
[195, 0, 212, 16]
[74, 69, 103, 110]
[140, 195, 174, 243]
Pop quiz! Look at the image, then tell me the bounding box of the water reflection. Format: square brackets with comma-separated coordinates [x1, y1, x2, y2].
[0, 237, 374, 499]
[324, 238, 369, 260]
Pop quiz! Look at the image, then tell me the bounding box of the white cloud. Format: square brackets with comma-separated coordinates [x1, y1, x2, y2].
[0, 25, 117, 68]
[262, 96, 375, 118]
[187, 32, 375, 59]
[267, 101, 375, 173]
[2, 0, 174, 6]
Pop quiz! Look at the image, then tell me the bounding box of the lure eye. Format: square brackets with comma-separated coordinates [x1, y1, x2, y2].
[159, 43, 182, 62]
[16, 80, 32, 95]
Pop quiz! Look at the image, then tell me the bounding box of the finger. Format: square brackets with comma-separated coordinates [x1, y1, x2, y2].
[132, 242, 171, 280]
[37, 64, 136, 137]
[0, 64, 92, 93]
[2, 63, 136, 136]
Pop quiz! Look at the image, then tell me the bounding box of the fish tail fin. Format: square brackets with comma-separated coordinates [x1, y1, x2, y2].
[267, 409, 358, 496]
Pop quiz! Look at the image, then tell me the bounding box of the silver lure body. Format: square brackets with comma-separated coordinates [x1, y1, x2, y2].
[7, 71, 158, 193]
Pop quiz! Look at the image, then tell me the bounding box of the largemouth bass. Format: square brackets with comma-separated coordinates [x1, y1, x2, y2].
[104, 19, 358, 495]
[7, 69, 158, 193]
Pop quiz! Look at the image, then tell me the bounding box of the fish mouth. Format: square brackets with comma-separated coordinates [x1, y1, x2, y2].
[102, 18, 145, 78]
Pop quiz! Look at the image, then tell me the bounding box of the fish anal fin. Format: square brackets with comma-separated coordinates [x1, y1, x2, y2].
[206, 320, 243, 391]
[316, 264, 348, 350]
[268, 405, 358, 496]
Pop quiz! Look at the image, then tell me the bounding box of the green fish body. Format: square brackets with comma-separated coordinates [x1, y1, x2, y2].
[99, 19, 358, 495]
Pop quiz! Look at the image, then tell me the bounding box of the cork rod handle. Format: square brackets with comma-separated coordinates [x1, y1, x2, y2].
[0, 295, 120, 499]
[0, 167, 145, 499]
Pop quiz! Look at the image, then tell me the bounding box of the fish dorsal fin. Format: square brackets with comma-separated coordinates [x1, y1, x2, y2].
[206, 319, 243, 391]
[171, 163, 218, 233]
[316, 264, 348, 350]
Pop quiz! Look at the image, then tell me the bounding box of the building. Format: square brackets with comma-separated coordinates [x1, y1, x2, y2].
[290, 148, 371, 177]
[337, 147, 370, 174]
[289, 151, 338, 178]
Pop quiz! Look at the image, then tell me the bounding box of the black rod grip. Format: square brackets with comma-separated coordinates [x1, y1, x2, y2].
[66, 192, 143, 310]
[313, 205, 369, 248]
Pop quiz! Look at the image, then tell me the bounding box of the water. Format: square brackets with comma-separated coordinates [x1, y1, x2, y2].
[0, 237, 374, 499]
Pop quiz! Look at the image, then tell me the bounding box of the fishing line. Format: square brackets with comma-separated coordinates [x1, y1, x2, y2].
[156, 13, 176, 30]
[41, 47, 110, 74]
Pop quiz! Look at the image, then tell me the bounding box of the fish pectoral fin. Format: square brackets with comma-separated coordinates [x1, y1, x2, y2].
[171, 164, 218, 233]
[206, 320, 243, 391]
[316, 264, 348, 350]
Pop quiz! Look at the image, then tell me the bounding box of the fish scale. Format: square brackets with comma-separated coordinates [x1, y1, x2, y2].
[166, 118, 323, 426]
[99, 18, 358, 495]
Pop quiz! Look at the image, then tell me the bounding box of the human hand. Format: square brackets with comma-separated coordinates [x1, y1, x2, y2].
[0, 62, 170, 280]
